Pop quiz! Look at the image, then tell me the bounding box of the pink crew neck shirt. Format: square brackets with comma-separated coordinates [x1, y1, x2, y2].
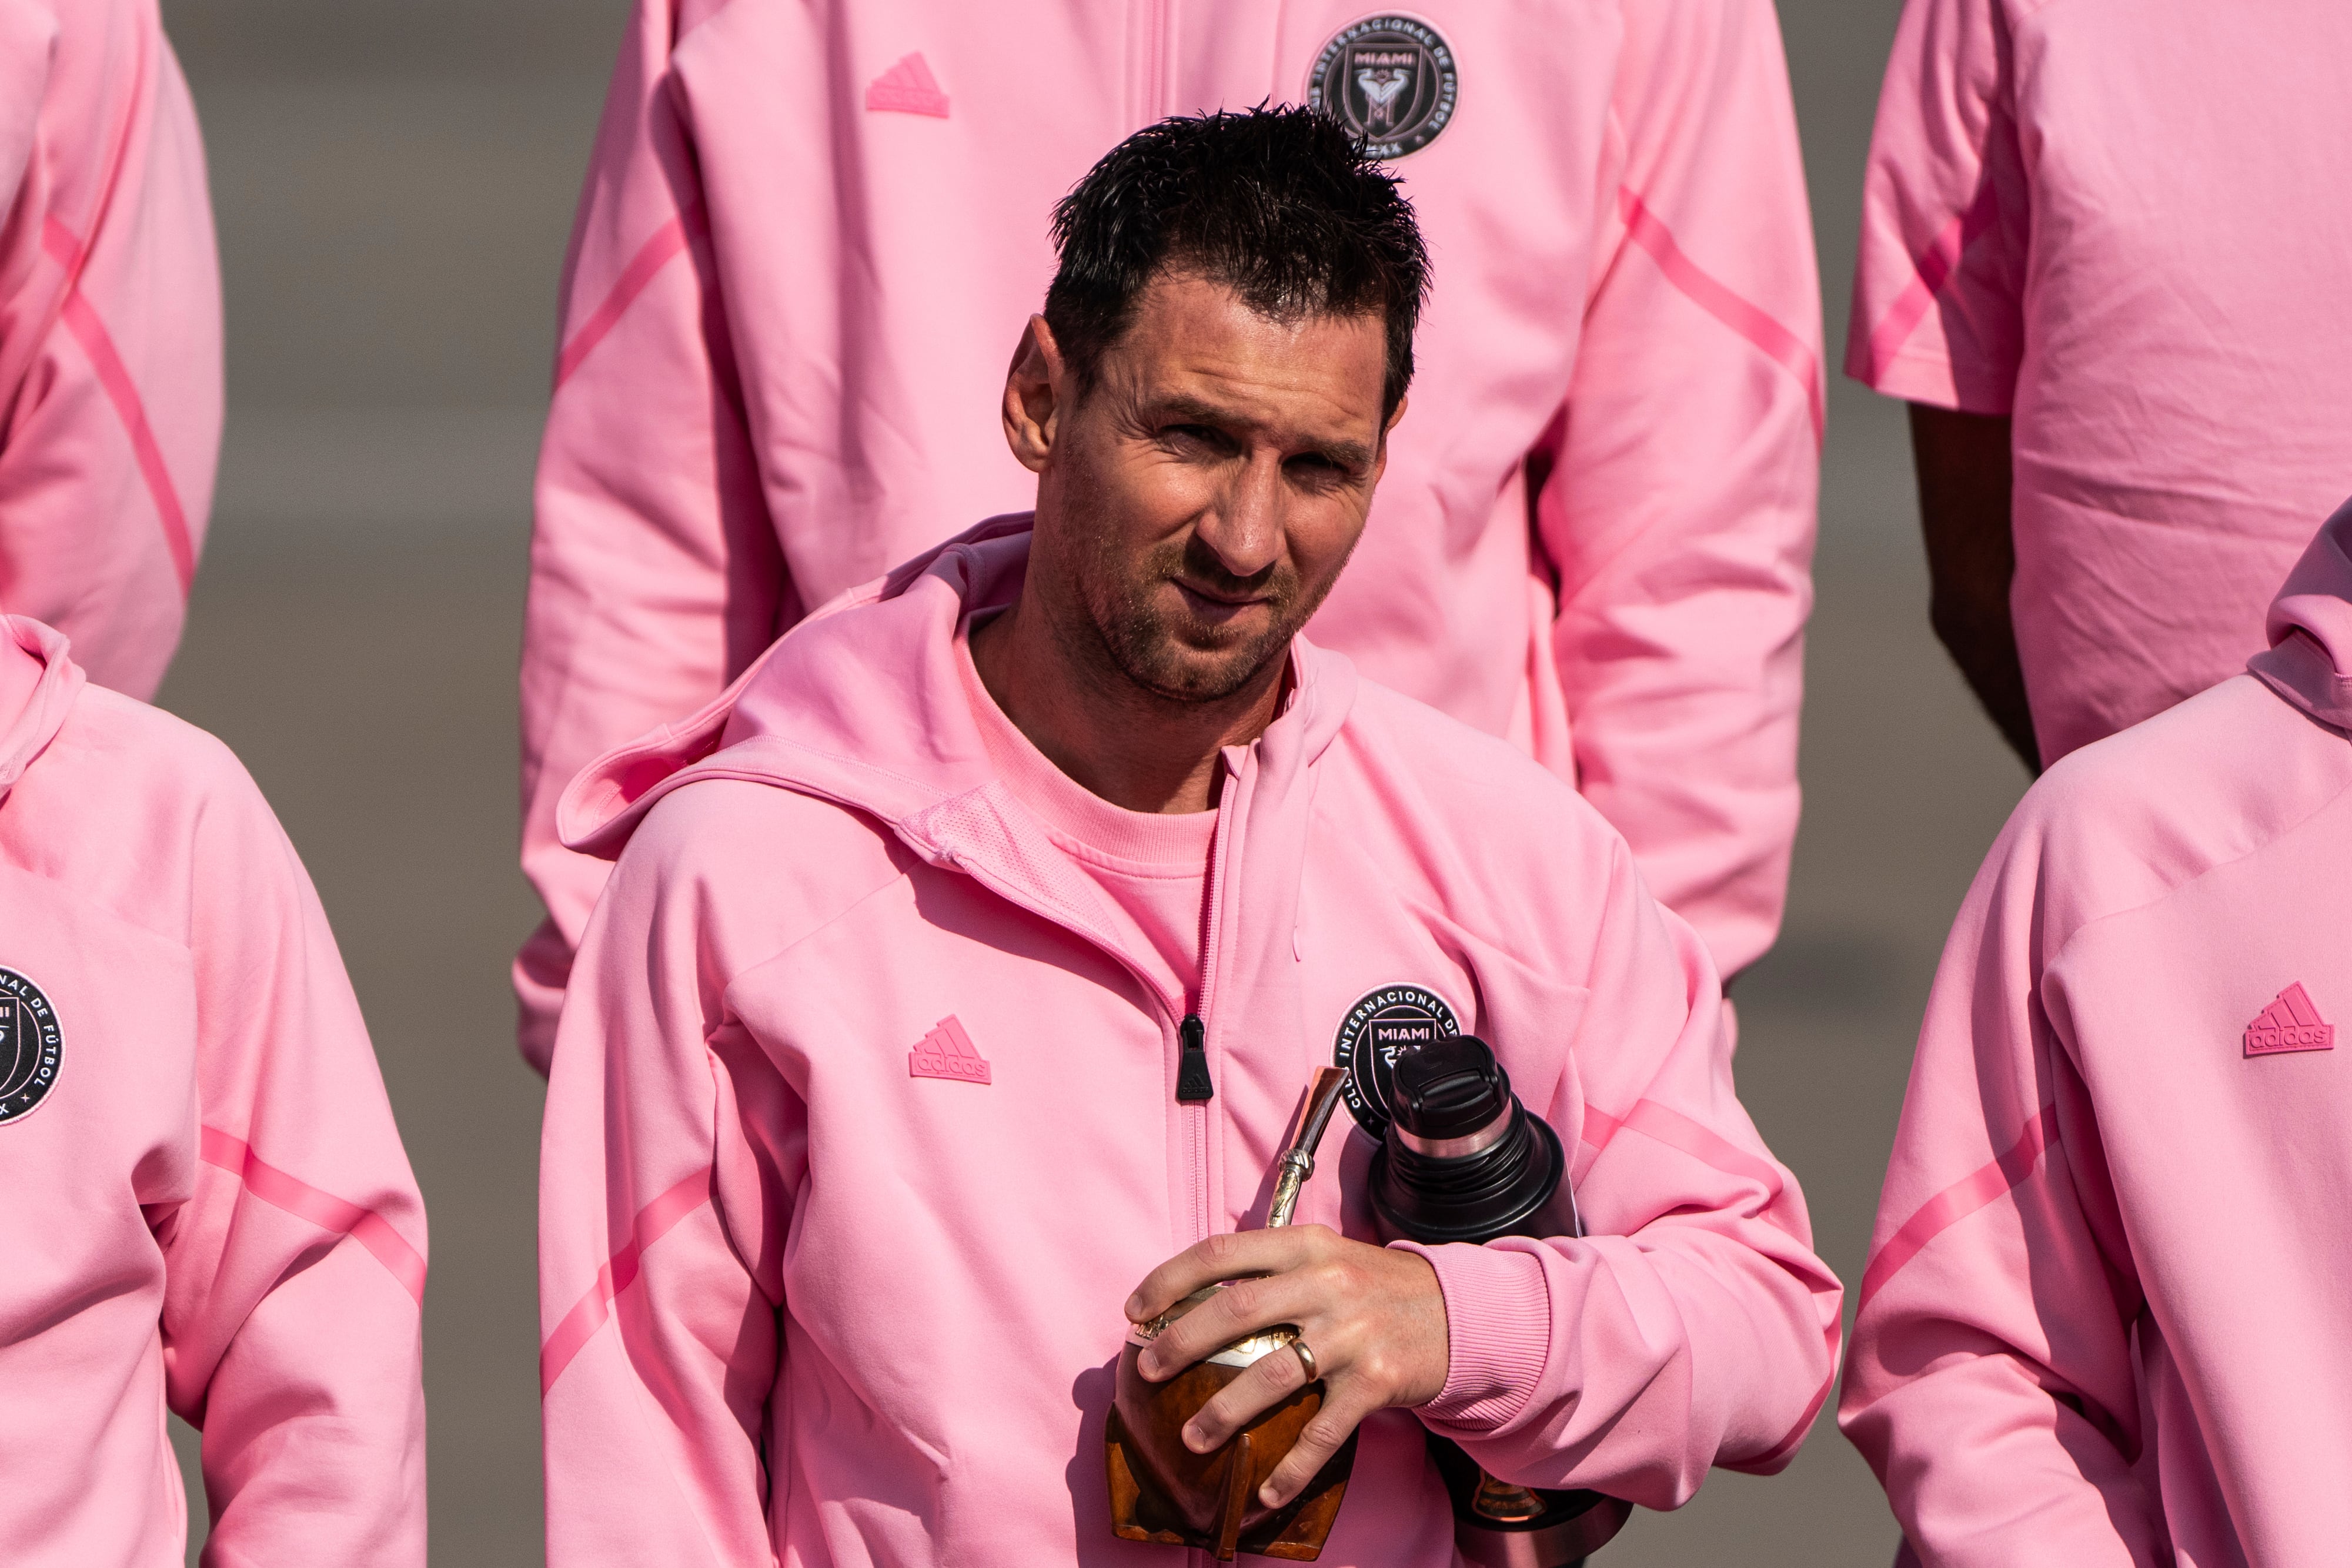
[1848, 0, 2352, 764]
[954, 614, 1215, 1011]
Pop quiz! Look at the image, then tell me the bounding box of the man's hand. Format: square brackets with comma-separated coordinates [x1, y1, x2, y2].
[1125, 1226, 1449, 1508]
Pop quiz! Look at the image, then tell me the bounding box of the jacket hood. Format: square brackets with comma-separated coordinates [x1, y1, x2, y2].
[557, 515, 1357, 862]
[0, 617, 83, 807]
[2250, 496, 2352, 731]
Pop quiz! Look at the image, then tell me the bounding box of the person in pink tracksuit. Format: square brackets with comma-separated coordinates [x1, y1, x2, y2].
[1841, 498, 2352, 1563]
[513, 0, 1824, 1072]
[0, 614, 426, 1564]
[1, 0, 222, 701]
[539, 109, 1838, 1567]
[1850, 0, 2352, 773]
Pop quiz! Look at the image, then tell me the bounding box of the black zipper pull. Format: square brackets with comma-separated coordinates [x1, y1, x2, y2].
[1175, 1012, 1214, 1103]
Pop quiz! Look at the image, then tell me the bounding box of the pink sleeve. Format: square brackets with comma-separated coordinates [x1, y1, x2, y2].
[158, 748, 427, 1565]
[1845, 0, 2028, 412]
[1836, 810, 2163, 1564]
[537, 793, 801, 1568]
[1403, 845, 1843, 1508]
[1538, 0, 1819, 981]
[0, 0, 220, 701]
[517, 0, 790, 1072]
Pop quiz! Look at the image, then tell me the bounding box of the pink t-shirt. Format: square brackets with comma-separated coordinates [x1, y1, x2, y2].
[955, 617, 1214, 1011]
[1848, 0, 2352, 763]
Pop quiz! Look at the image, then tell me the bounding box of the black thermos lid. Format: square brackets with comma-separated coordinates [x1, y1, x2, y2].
[1373, 1034, 1573, 1247]
[1391, 1034, 1512, 1142]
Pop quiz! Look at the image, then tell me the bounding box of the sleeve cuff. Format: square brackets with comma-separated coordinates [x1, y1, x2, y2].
[1842, 337, 2016, 416]
[1396, 1239, 1552, 1432]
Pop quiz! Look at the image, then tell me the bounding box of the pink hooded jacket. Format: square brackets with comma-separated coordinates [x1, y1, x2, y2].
[538, 519, 1840, 1567]
[515, 0, 1823, 1069]
[0, 618, 426, 1566]
[1840, 499, 2352, 1564]
[0, 0, 220, 700]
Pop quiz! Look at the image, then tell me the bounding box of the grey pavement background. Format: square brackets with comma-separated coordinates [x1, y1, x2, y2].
[149, 2, 2029, 1563]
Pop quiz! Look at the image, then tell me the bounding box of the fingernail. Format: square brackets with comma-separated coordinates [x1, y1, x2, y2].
[1184, 1425, 1209, 1453]
[1259, 1484, 1284, 1507]
[1137, 1353, 1157, 1379]
[1124, 1295, 1144, 1319]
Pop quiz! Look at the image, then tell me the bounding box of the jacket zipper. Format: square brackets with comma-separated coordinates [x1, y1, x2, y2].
[1175, 1013, 1214, 1102]
[931, 755, 1240, 1249]
[1184, 769, 1241, 1248]
[933, 756, 1244, 1568]
[1179, 767, 1238, 1568]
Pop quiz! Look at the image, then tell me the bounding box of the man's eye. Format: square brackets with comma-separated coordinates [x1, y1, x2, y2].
[1164, 424, 1225, 449]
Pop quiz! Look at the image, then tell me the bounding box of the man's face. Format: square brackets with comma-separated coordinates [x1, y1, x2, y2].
[1016, 273, 1399, 705]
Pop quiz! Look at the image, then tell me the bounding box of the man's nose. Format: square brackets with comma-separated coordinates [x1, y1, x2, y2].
[1194, 454, 1285, 580]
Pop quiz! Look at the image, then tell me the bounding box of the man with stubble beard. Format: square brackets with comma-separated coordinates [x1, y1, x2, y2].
[537, 108, 1838, 1567]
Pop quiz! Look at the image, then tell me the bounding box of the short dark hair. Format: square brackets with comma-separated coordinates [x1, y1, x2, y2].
[1044, 105, 1429, 416]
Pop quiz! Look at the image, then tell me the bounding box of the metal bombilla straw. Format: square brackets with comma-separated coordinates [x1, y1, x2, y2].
[1268, 1066, 1348, 1229]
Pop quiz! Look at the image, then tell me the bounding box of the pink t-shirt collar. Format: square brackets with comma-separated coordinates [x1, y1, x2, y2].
[952, 607, 1218, 868]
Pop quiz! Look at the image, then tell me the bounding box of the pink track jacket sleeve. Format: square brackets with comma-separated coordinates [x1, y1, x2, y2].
[1537, 0, 1820, 982]
[168, 739, 429, 1564]
[1845, 0, 2028, 413]
[537, 791, 810, 1568]
[1406, 845, 1840, 1503]
[515, 0, 785, 1072]
[1838, 797, 2161, 1564]
[142, 730, 429, 1563]
[0, 1, 222, 700]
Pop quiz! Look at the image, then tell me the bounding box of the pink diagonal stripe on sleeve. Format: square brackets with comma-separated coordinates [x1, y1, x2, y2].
[539, 1166, 715, 1393]
[1573, 1103, 1625, 1184]
[1857, 1104, 2059, 1311]
[2282, 983, 2323, 1027]
[1857, 179, 2000, 385]
[1621, 1098, 1800, 1238]
[39, 217, 197, 593]
[553, 199, 711, 389]
[1580, 1091, 1841, 1467]
[199, 1126, 426, 1305]
[1615, 188, 1824, 442]
[1746, 1361, 1839, 1473]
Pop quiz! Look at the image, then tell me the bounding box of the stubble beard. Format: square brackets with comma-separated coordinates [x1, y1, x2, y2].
[1070, 530, 1328, 708]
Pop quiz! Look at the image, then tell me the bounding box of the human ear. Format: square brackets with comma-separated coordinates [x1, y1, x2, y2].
[1002, 315, 1067, 474]
[1369, 393, 1408, 486]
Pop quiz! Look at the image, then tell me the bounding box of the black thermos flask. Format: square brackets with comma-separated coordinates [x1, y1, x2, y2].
[1369, 1035, 1633, 1568]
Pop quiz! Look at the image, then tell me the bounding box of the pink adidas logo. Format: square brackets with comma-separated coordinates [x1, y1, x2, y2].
[909, 1015, 991, 1084]
[866, 53, 950, 118]
[2245, 982, 2334, 1056]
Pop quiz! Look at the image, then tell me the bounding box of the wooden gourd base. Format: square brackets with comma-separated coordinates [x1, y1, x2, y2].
[1107, 1346, 1358, 1560]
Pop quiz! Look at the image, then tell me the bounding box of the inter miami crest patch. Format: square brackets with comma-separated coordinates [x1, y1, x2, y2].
[1308, 15, 1460, 159]
[0, 968, 61, 1125]
[1334, 982, 1461, 1135]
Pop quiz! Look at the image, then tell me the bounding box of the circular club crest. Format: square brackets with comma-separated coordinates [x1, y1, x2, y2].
[1308, 15, 1460, 159]
[0, 968, 61, 1126]
[1334, 982, 1461, 1135]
